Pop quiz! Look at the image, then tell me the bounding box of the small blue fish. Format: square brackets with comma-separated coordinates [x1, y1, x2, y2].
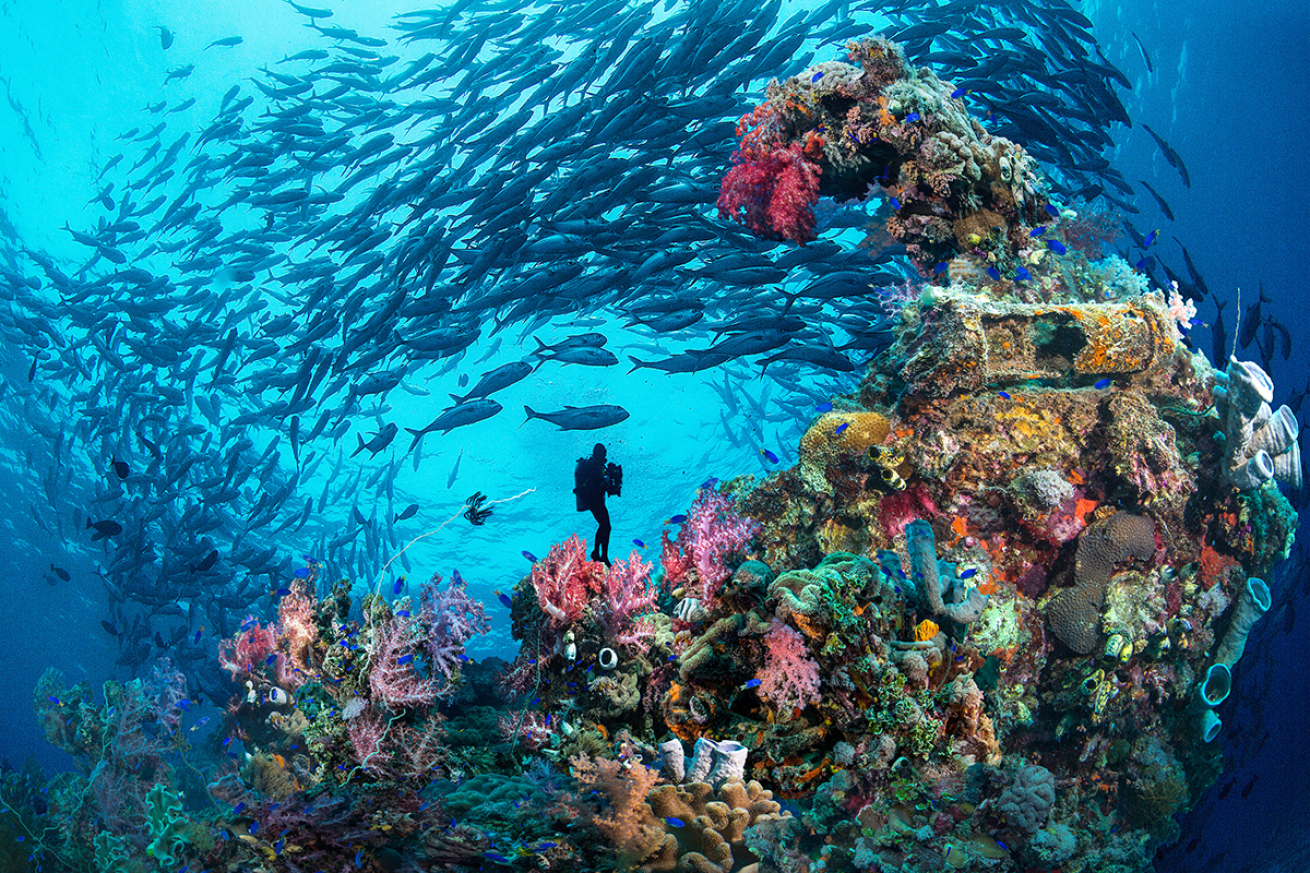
[275, 587, 291, 596]
[741, 678, 762, 690]
[452, 569, 464, 585]
[665, 817, 686, 828]
[760, 449, 779, 463]
[889, 196, 901, 210]
[1046, 240, 1067, 255]
[396, 609, 411, 617]
[1014, 266, 1032, 281]
[834, 422, 849, 435]
[996, 840, 1010, 851]
[240, 618, 257, 632]
[194, 630, 202, 643]
[397, 654, 414, 665]
[265, 654, 277, 665]
[959, 568, 977, 579]
[393, 578, 404, 595]
[816, 401, 833, 412]
[293, 567, 310, 578]
[484, 852, 512, 864]
[904, 112, 921, 123]
[633, 538, 646, 548]
[933, 261, 949, 275]
[811, 72, 823, 83]
[1135, 257, 1151, 271]
[1144, 229, 1159, 247]
[950, 87, 968, 98]
[274, 839, 285, 855]
[234, 802, 245, 813]
[536, 842, 558, 850]
[250, 821, 259, 834]
[223, 737, 232, 747]
[1029, 226, 1046, 237]
[998, 390, 1012, 400]
[47, 696, 59, 705]
[1044, 203, 1059, 217]
[530, 697, 542, 706]
[522, 550, 537, 562]
[986, 266, 1001, 281]
[495, 590, 514, 609]
[667, 514, 687, 525]
[1095, 378, 1112, 389]
[356, 849, 364, 867]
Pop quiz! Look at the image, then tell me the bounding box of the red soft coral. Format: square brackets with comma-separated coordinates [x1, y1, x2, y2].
[717, 142, 822, 245]
[531, 534, 606, 628]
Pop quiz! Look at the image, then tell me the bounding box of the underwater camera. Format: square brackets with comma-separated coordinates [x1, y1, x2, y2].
[604, 462, 623, 497]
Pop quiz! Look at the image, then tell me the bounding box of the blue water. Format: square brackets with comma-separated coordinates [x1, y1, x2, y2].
[0, 0, 1306, 870]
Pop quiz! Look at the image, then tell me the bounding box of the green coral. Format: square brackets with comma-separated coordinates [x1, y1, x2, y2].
[95, 831, 137, 873]
[145, 783, 190, 868]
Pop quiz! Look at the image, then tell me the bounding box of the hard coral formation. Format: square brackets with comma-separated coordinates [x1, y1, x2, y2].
[722, 35, 1049, 267]
[1044, 512, 1157, 654]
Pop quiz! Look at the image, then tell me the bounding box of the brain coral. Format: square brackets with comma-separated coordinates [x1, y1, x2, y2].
[1045, 512, 1156, 654]
[995, 763, 1056, 834]
[797, 411, 891, 492]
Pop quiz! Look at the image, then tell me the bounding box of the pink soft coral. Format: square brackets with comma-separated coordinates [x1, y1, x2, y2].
[660, 489, 760, 609]
[218, 617, 277, 679]
[597, 551, 658, 653]
[758, 619, 822, 718]
[531, 534, 606, 628]
[420, 573, 489, 683]
[368, 616, 438, 708]
[717, 142, 822, 245]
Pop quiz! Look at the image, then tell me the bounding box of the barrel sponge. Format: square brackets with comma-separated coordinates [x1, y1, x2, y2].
[995, 763, 1056, 834]
[1046, 513, 1155, 654]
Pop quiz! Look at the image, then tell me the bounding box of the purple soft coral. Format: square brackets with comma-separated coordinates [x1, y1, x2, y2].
[420, 572, 490, 688]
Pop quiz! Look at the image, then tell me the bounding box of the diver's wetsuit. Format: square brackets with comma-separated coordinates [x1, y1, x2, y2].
[575, 447, 612, 565]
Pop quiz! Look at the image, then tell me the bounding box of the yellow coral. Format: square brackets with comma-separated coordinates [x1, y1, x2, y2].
[914, 619, 940, 641]
[797, 410, 893, 492]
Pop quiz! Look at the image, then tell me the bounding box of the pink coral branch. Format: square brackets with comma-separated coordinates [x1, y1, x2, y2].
[661, 490, 760, 608]
[530, 534, 606, 628]
[758, 619, 822, 717]
[368, 616, 438, 709]
[597, 552, 659, 653]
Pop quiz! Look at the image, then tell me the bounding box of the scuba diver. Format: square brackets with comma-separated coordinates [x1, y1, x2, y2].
[574, 443, 622, 565]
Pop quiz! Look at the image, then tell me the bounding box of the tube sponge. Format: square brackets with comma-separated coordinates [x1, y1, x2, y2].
[1197, 663, 1232, 707]
[1214, 577, 1271, 668]
[905, 520, 988, 624]
[1217, 358, 1301, 490]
